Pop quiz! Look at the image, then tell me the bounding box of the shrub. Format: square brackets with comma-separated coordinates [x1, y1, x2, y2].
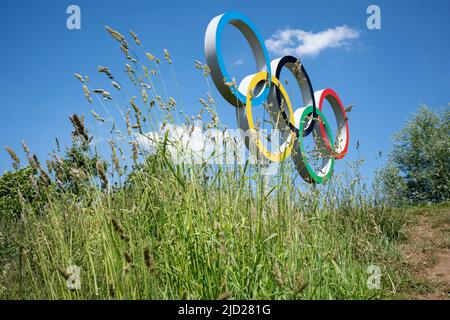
[376, 105, 450, 205]
[0, 167, 36, 221]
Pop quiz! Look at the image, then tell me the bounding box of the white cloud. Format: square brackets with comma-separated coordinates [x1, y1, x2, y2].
[265, 25, 359, 58]
[231, 58, 244, 66]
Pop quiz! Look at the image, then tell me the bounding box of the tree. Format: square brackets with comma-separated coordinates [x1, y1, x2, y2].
[0, 166, 39, 263]
[0, 167, 37, 221]
[53, 142, 101, 194]
[376, 105, 450, 205]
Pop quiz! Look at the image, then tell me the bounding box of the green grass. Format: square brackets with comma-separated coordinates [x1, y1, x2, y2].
[0, 26, 415, 300]
[0, 151, 411, 299]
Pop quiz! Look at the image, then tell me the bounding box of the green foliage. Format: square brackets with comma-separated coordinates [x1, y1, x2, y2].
[0, 167, 36, 221]
[52, 142, 101, 194]
[376, 106, 450, 205]
[0, 167, 36, 267]
[0, 26, 418, 299]
[0, 149, 409, 299]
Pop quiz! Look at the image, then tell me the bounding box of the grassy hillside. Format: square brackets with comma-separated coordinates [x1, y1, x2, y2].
[1, 27, 446, 300]
[1, 146, 413, 299]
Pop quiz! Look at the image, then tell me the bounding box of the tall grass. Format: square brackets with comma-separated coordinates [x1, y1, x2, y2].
[1, 27, 409, 299]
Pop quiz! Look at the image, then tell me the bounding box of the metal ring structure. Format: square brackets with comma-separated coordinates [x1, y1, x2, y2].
[314, 89, 349, 159]
[204, 12, 271, 107]
[270, 55, 317, 137]
[204, 12, 350, 184]
[236, 72, 296, 162]
[294, 105, 335, 184]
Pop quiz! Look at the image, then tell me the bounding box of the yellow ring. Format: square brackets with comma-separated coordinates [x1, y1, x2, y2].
[245, 72, 296, 162]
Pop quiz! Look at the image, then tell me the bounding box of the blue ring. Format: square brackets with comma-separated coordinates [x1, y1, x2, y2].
[214, 12, 271, 106]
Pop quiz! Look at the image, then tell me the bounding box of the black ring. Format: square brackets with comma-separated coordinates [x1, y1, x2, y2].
[273, 55, 317, 137]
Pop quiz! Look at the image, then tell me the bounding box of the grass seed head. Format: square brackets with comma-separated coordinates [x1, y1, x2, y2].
[124, 252, 133, 264]
[111, 81, 121, 91]
[98, 66, 114, 79]
[130, 97, 141, 115]
[141, 88, 149, 104]
[21, 140, 30, 155]
[217, 292, 231, 300]
[144, 246, 155, 271]
[293, 273, 309, 295]
[194, 60, 203, 69]
[111, 218, 130, 242]
[105, 26, 125, 43]
[5, 147, 20, 165]
[69, 114, 89, 142]
[96, 161, 108, 189]
[56, 266, 71, 280]
[90, 110, 105, 123]
[82, 85, 92, 103]
[74, 73, 84, 83]
[131, 141, 139, 162]
[129, 30, 141, 46]
[145, 52, 155, 61]
[163, 49, 172, 64]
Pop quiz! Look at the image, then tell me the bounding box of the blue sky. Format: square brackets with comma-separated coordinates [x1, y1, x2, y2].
[0, 0, 449, 183]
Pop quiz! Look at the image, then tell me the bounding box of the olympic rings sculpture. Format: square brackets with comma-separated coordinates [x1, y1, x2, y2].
[204, 12, 350, 184]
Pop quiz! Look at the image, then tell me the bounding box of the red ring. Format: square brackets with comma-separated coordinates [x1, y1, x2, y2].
[316, 88, 349, 159]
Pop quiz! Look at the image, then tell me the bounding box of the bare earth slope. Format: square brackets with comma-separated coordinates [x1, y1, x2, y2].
[400, 205, 450, 299]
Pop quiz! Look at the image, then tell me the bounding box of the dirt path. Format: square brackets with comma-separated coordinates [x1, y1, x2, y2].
[400, 206, 450, 299]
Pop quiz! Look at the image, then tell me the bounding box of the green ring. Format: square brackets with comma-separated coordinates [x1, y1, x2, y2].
[298, 105, 335, 184]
